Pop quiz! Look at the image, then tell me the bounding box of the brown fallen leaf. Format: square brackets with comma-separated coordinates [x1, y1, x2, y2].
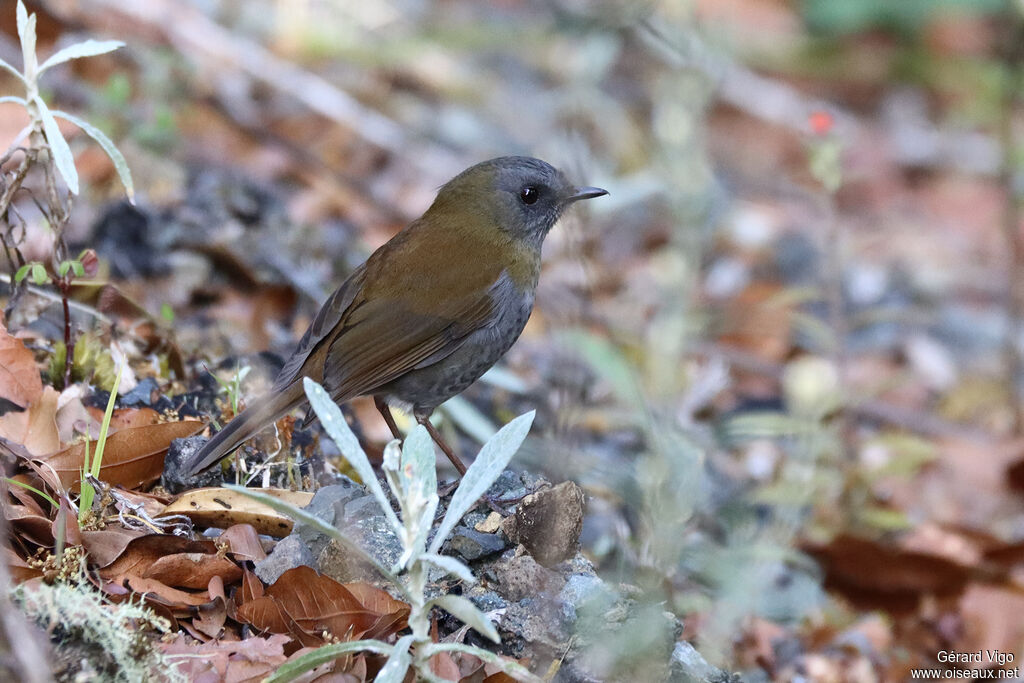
[4, 546, 42, 583]
[193, 575, 228, 639]
[161, 487, 313, 536]
[0, 318, 43, 409]
[39, 420, 203, 491]
[158, 632, 291, 682]
[123, 575, 210, 607]
[236, 566, 409, 648]
[81, 527, 147, 567]
[100, 535, 231, 580]
[218, 523, 267, 562]
[804, 532, 978, 612]
[0, 386, 61, 456]
[145, 552, 242, 590]
[84, 406, 161, 432]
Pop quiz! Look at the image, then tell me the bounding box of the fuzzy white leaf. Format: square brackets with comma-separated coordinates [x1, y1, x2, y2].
[429, 410, 534, 555]
[52, 109, 134, 202]
[429, 594, 499, 643]
[34, 97, 78, 194]
[39, 40, 124, 74]
[403, 424, 436, 497]
[374, 635, 414, 683]
[420, 552, 476, 584]
[303, 377, 401, 535]
[0, 96, 27, 106]
[16, 2, 36, 78]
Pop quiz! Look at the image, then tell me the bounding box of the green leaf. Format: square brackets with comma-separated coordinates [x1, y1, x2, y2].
[428, 594, 499, 643]
[4, 477, 57, 509]
[34, 97, 79, 195]
[57, 261, 71, 277]
[14, 264, 31, 283]
[374, 635, 414, 683]
[51, 110, 133, 202]
[38, 40, 124, 75]
[30, 263, 47, 285]
[92, 362, 124, 478]
[159, 303, 175, 323]
[263, 640, 391, 683]
[70, 260, 84, 278]
[303, 377, 401, 535]
[429, 410, 534, 555]
[221, 484, 400, 587]
[420, 552, 475, 584]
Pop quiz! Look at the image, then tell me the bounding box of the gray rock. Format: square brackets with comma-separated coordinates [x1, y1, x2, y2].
[120, 377, 159, 407]
[486, 553, 562, 603]
[161, 436, 222, 494]
[447, 526, 507, 562]
[316, 494, 402, 584]
[293, 481, 362, 557]
[254, 535, 315, 584]
[464, 588, 508, 613]
[498, 597, 569, 659]
[670, 641, 736, 683]
[558, 573, 614, 624]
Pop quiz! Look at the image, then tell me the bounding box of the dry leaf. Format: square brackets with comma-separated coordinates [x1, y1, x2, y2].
[162, 487, 313, 536]
[0, 386, 61, 456]
[39, 420, 203, 491]
[0, 319, 42, 409]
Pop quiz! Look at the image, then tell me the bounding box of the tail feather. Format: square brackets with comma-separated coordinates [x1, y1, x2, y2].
[183, 380, 306, 476]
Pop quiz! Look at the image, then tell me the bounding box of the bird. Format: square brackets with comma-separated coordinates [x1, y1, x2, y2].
[181, 156, 607, 478]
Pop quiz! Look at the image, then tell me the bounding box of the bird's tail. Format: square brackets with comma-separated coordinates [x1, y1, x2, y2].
[183, 380, 306, 477]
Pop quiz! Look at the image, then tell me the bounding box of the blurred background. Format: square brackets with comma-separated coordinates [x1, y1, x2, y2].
[4, 0, 1024, 679]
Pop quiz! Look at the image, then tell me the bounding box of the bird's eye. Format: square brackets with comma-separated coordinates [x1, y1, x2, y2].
[519, 186, 539, 205]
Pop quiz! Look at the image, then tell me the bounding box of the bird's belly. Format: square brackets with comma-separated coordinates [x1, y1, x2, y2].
[380, 295, 533, 414]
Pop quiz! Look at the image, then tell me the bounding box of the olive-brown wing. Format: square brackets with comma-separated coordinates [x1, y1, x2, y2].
[320, 289, 495, 403]
[272, 264, 367, 393]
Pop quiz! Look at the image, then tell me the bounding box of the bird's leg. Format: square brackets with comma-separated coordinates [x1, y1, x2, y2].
[416, 413, 468, 477]
[374, 396, 403, 440]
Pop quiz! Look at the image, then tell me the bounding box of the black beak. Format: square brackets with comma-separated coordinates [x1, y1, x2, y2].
[566, 186, 608, 203]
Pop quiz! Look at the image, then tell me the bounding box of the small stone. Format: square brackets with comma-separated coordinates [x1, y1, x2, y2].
[447, 526, 507, 561]
[670, 641, 736, 683]
[254, 535, 315, 584]
[161, 436, 221, 494]
[503, 481, 584, 567]
[475, 511, 504, 534]
[120, 377, 159, 407]
[464, 588, 508, 613]
[294, 482, 362, 557]
[488, 553, 562, 603]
